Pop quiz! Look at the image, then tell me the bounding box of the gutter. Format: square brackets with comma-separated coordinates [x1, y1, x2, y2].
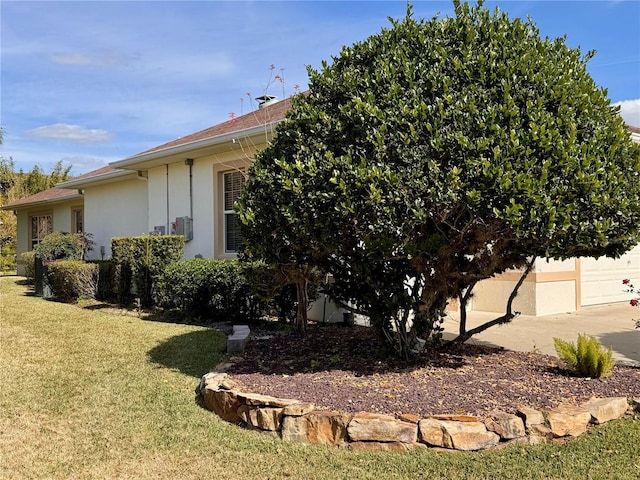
[110, 122, 280, 170]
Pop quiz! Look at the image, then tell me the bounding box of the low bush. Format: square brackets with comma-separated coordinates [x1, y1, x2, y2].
[18, 251, 36, 281]
[45, 260, 98, 302]
[155, 258, 265, 323]
[111, 235, 184, 307]
[35, 232, 84, 263]
[553, 334, 615, 378]
[88, 260, 118, 302]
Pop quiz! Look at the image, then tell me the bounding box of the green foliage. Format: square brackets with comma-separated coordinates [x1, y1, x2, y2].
[111, 235, 185, 307]
[155, 258, 264, 323]
[35, 232, 84, 263]
[18, 251, 36, 281]
[88, 260, 118, 302]
[238, 0, 640, 358]
[44, 260, 98, 302]
[553, 334, 615, 378]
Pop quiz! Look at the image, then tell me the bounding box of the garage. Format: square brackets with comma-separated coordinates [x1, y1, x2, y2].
[580, 244, 640, 306]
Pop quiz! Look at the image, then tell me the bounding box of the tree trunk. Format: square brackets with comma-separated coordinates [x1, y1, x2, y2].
[295, 278, 309, 333]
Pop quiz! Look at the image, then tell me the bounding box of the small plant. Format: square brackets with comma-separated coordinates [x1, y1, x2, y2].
[553, 334, 615, 378]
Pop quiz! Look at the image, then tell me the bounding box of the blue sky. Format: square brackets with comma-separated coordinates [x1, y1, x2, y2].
[1, 1, 639, 175]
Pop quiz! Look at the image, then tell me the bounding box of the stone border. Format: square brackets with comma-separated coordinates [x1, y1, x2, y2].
[196, 372, 639, 451]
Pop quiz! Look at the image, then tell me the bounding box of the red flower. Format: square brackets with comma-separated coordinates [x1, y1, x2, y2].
[623, 279, 630, 285]
[630, 299, 638, 307]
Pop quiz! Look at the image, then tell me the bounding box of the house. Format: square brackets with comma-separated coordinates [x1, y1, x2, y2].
[3, 99, 639, 317]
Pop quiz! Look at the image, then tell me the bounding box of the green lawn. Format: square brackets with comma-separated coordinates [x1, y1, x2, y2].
[1, 277, 638, 479]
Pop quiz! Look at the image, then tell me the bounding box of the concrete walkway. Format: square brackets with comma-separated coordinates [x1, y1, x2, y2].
[442, 302, 640, 366]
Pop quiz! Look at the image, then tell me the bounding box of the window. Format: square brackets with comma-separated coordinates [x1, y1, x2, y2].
[30, 214, 52, 250]
[223, 171, 245, 253]
[72, 208, 84, 234]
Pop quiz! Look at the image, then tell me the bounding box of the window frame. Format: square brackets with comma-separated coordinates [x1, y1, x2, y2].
[28, 212, 53, 251]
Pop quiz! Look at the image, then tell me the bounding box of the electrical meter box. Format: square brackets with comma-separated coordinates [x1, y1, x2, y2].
[174, 216, 193, 241]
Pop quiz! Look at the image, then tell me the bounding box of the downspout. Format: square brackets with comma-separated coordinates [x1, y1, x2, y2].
[166, 164, 170, 234]
[185, 159, 194, 220]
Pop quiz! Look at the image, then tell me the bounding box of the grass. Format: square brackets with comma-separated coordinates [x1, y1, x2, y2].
[1, 276, 639, 479]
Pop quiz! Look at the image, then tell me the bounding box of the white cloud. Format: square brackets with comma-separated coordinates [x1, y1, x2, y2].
[49, 51, 137, 67]
[24, 124, 111, 143]
[614, 99, 640, 127]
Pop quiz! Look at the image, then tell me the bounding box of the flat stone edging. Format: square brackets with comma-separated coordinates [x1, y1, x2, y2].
[196, 371, 639, 452]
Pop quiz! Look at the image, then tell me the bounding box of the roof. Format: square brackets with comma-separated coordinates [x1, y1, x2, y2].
[0, 165, 117, 210]
[138, 96, 293, 156]
[110, 95, 299, 170]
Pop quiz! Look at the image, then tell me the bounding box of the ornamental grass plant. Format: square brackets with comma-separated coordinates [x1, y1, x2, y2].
[553, 334, 616, 378]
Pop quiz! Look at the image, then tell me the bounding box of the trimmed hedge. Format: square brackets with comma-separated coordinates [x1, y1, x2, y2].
[111, 235, 185, 306]
[18, 251, 36, 282]
[155, 258, 264, 323]
[88, 260, 117, 302]
[45, 260, 98, 302]
[35, 232, 84, 263]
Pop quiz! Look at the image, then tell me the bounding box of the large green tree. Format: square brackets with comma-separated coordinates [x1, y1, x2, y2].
[238, 1, 640, 358]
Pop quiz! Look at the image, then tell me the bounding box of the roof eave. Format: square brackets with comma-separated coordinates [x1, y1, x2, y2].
[110, 122, 278, 171]
[0, 192, 84, 211]
[56, 169, 138, 189]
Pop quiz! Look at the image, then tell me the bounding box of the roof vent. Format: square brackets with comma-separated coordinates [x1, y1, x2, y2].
[255, 95, 278, 109]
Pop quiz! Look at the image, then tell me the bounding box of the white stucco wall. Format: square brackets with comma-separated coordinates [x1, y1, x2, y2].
[145, 148, 259, 260]
[84, 179, 148, 260]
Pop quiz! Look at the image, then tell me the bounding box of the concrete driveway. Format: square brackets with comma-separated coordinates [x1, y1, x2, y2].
[442, 302, 640, 366]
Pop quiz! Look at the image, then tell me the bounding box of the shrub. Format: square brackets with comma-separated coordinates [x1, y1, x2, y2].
[45, 260, 98, 302]
[88, 260, 117, 302]
[155, 258, 264, 323]
[35, 232, 83, 263]
[18, 251, 36, 281]
[553, 334, 615, 378]
[111, 235, 185, 307]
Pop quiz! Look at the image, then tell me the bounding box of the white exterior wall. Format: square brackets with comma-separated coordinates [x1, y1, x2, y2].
[146, 150, 257, 260]
[471, 258, 578, 316]
[84, 179, 148, 260]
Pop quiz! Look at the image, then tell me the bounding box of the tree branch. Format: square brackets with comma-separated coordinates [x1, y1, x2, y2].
[448, 256, 536, 344]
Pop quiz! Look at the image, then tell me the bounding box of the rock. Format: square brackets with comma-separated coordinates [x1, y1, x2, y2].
[546, 404, 592, 437]
[237, 405, 283, 431]
[527, 424, 553, 440]
[493, 435, 548, 449]
[197, 372, 227, 394]
[440, 421, 500, 451]
[430, 414, 478, 422]
[348, 412, 418, 444]
[220, 378, 240, 391]
[283, 402, 315, 417]
[581, 397, 629, 424]
[281, 411, 350, 445]
[398, 413, 421, 424]
[484, 410, 526, 440]
[418, 418, 446, 447]
[349, 441, 427, 451]
[517, 406, 545, 428]
[237, 392, 299, 408]
[632, 398, 640, 413]
[203, 387, 242, 423]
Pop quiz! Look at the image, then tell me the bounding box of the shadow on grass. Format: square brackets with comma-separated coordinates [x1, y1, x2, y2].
[148, 329, 227, 378]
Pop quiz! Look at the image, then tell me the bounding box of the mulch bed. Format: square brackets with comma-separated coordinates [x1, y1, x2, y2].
[225, 323, 640, 418]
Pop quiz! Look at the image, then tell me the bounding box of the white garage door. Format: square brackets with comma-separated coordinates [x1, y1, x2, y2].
[580, 244, 640, 306]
